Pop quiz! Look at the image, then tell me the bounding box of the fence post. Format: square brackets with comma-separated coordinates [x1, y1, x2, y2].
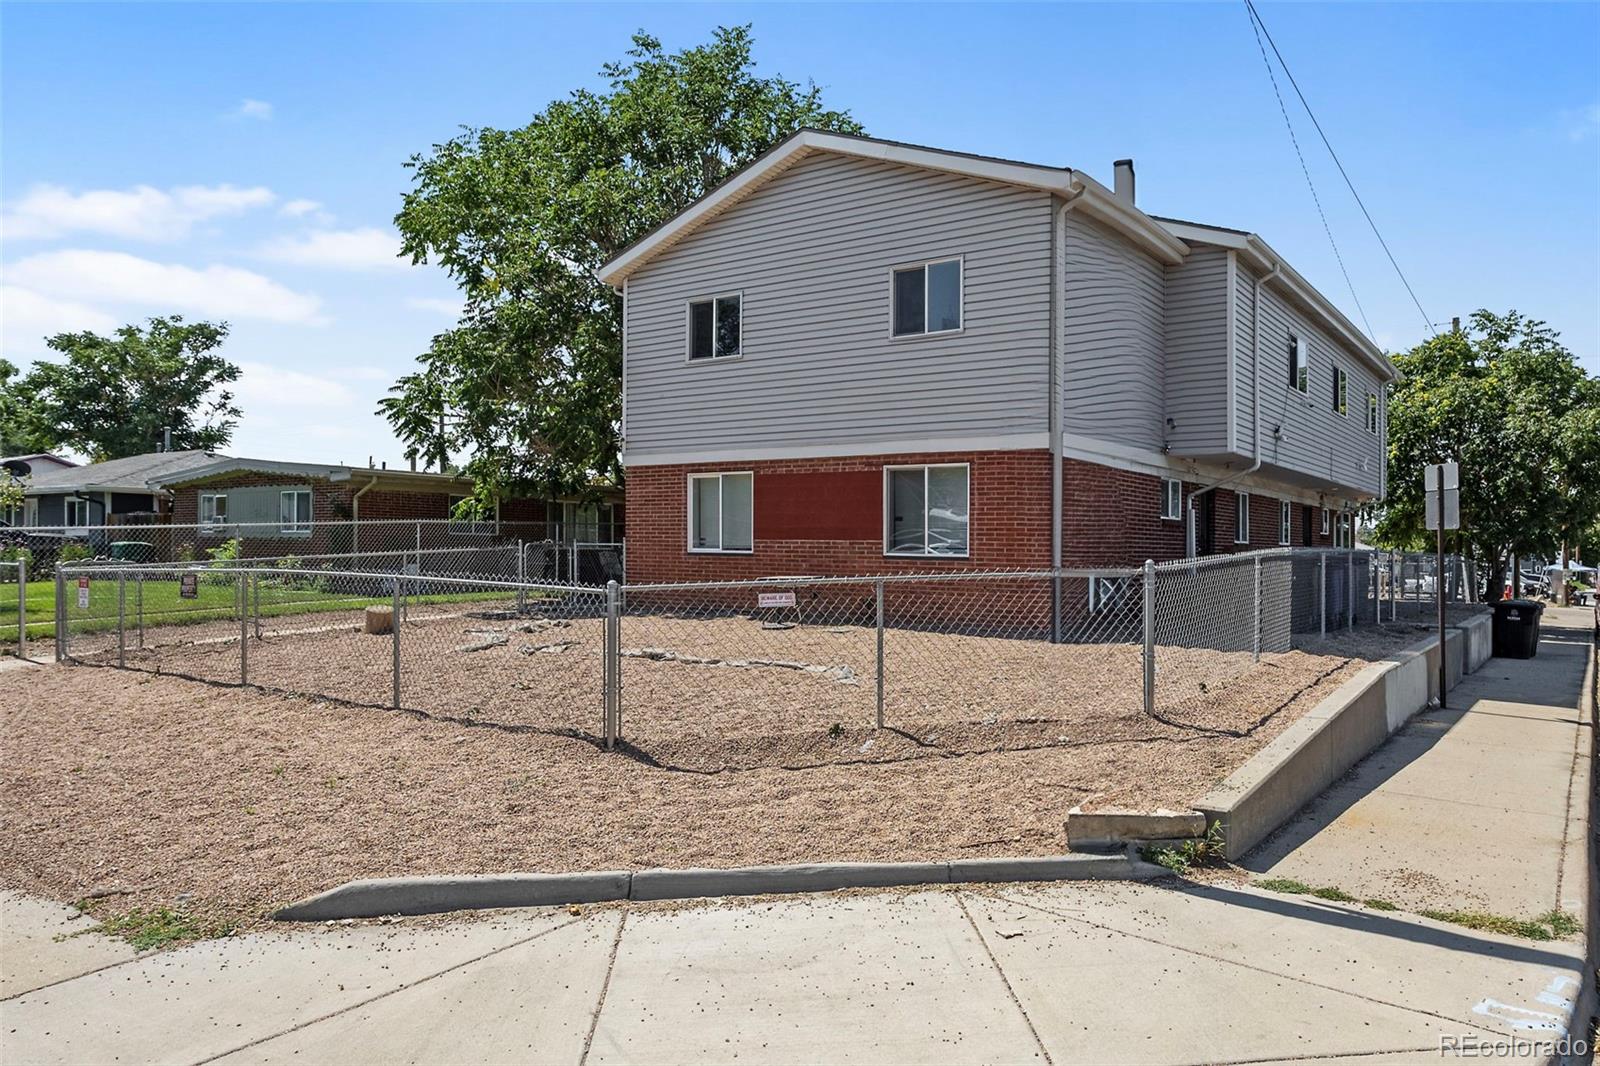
[1252, 556, 1262, 662]
[875, 579, 886, 730]
[253, 569, 262, 639]
[117, 571, 126, 668]
[1347, 551, 1355, 631]
[605, 580, 621, 750]
[391, 578, 402, 710]
[516, 540, 526, 613]
[16, 555, 25, 662]
[53, 564, 65, 662]
[1319, 552, 1327, 638]
[1142, 559, 1156, 717]
[137, 572, 145, 649]
[238, 573, 249, 686]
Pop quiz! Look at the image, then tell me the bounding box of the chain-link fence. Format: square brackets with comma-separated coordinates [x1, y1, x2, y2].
[1375, 550, 1477, 621]
[48, 548, 1477, 760]
[1, 519, 625, 585]
[0, 558, 27, 659]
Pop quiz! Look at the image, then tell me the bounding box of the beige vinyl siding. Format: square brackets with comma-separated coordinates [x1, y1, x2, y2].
[1161, 247, 1231, 455]
[1060, 212, 1166, 451]
[622, 153, 1052, 459]
[1236, 264, 1384, 496]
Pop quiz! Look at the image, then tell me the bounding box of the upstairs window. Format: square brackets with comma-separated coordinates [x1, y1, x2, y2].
[279, 490, 312, 533]
[1160, 478, 1182, 521]
[892, 258, 962, 337]
[1279, 500, 1292, 545]
[1288, 335, 1308, 394]
[689, 472, 753, 552]
[1234, 491, 1250, 544]
[687, 293, 741, 360]
[886, 464, 969, 556]
[1366, 392, 1379, 434]
[1332, 367, 1348, 416]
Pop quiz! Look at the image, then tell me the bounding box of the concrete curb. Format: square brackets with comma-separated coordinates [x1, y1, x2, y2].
[274, 852, 1168, 921]
[1197, 614, 1491, 860]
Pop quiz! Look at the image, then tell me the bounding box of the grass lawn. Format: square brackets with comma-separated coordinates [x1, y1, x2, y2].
[0, 577, 517, 643]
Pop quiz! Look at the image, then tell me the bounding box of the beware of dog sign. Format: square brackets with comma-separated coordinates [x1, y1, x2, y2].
[757, 591, 797, 609]
[179, 573, 199, 599]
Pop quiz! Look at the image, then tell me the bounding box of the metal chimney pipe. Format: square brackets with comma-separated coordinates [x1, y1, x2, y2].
[1113, 159, 1135, 204]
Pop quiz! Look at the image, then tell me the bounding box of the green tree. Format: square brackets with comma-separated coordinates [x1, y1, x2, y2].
[0, 359, 55, 456]
[1377, 310, 1600, 597]
[21, 317, 242, 461]
[384, 25, 863, 503]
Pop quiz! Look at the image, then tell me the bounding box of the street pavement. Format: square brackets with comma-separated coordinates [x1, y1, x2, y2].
[2, 611, 1593, 1065]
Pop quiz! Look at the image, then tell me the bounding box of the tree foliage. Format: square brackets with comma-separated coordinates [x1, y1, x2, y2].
[0, 359, 57, 457]
[16, 317, 242, 462]
[384, 26, 864, 502]
[1377, 309, 1600, 591]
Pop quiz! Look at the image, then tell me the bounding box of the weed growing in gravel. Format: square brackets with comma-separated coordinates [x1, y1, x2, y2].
[1540, 909, 1583, 937]
[1363, 898, 1399, 911]
[1311, 886, 1358, 902]
[1417, 908, 1582, 941]
[1141, 822, 1226, 874]
[1255, 877, 1311, 894]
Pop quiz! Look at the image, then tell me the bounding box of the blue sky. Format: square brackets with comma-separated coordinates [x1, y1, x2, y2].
[3, 2, 1596, 465]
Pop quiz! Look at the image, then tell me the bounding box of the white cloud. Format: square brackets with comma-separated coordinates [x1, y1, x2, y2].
[231, 99, 274, 121]
[234, 360, 355, 409]
[407, 297, 461, 316]
[0, 285, 119, 357]
[1561, 102, 1600, 142]
[279, 198, 325, 218]
[0, 182, 275, 242]
[256, 227, 409, 271]
[7, 249, 325, 325]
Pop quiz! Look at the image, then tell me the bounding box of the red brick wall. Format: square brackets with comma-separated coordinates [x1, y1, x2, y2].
[626, 450, 1344, 584]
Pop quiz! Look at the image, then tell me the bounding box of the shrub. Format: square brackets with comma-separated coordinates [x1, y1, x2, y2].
[0, 545, 33, 576]
[59, 543, 93, 563]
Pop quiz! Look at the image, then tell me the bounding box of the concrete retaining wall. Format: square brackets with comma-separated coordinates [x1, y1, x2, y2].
[1198, 614, 1490, 860]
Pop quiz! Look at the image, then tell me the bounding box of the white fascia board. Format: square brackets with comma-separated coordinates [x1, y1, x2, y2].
[1059, 431, 1373, 506]
[597, 131, 1188, 285]
[622, 431, 1051, 468]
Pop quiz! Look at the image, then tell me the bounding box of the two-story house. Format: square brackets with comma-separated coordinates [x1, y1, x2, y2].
[598, 131, 1394, 585]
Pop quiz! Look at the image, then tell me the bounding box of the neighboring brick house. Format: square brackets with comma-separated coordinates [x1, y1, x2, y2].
[154, 457, 622, 557]
[599, 131, 1389, 588]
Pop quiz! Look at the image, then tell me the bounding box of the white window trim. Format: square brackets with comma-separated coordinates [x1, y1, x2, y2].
[684, 291, 744, 363]
[1234, 491, 1250, 544]
[1288, 334, 1309, 395]
[686, 471, 754, 554]
[1160, 478, 1182, 522]
[1332, 366, 1348, 417]
[64, 498, 90, 528]
[883, 462, 972, 558]
[1320, 508, 1331, 536]
[279, 489, 313, 535]
[1087, 575, 1130, 614]
[1278, 500, 1292, 545]
[199, 493, 228, 527]
[1366, 391, 1379, 434]
[888, 256, 965, 340]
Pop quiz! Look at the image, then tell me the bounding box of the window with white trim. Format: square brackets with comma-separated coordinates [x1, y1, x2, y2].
[687, 293, 741, 360]
[1088, 575, 1131, 614]
[279, 490, 312, 533]
[886, 464, 969, 556]
[65, 498, 90, 527]
[1288, 335, 1308, 394]
[1335, 512, 1353, 549]
[1160, 478, 1182, 521]
[891, 258, 962, 337]
[1332, 366, 1348, 416]
[1, 503, 21, 525]
[200, 494, 227, 526]
[688, 472, 753, 552]
[1279, 500, 1292, 545]
[1366, 392, 1379, 434]
[1320, 508, 1331, 536]
[1234, 491, 1250, 544]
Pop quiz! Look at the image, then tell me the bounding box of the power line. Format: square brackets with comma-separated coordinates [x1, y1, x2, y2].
[1244, 0, 1375, 341]
[1244, 0, 1436, 337]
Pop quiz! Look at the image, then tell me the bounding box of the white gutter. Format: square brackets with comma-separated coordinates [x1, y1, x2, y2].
[1186, 258, 1282, 555]
[1050, 186, 1087, 640]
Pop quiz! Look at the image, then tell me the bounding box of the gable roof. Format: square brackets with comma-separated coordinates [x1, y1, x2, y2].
[1155, 216, 1393, 379]
[596, 129, 1191, 286]
[22, 450, 227, 495]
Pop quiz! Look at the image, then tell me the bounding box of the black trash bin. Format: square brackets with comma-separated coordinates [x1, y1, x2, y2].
[1491, 599, 1543, 659]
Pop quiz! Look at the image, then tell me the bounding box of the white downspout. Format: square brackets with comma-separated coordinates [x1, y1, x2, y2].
[1185, 258, 1281, 555]
[351, 476, 378, 554]
[1051, 186, 1087, 640]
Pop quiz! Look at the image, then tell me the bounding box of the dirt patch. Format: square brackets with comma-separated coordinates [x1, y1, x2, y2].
[0, 613, 1463, 931]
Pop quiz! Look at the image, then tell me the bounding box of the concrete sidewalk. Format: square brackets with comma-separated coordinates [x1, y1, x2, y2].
[2, 614, 1592, 1065]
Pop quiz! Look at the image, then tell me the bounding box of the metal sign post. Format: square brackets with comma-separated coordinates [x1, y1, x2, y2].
[1425, 462, 1461, 708]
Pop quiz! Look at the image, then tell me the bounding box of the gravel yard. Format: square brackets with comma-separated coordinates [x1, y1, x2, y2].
[0, 602, 1478, 933]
